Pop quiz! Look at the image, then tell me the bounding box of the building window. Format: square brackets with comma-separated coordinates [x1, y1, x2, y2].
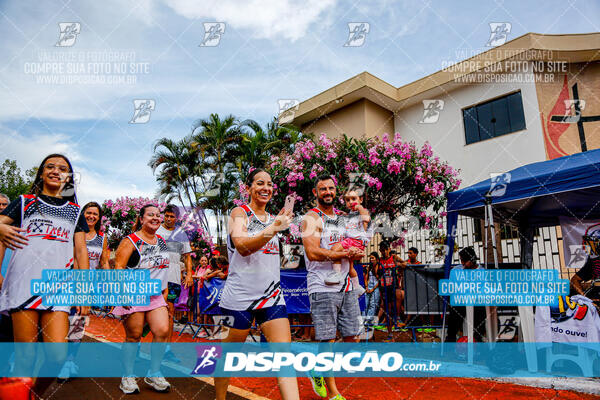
[463, 91, 526, 145]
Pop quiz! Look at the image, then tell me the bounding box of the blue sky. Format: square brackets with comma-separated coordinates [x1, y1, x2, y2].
[1, 0, 599, 206]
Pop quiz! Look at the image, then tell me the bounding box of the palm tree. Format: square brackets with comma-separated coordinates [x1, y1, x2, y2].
[191, 114, 243, 245]
[149, 136, 210, 232]
[238, 117, 304, 172]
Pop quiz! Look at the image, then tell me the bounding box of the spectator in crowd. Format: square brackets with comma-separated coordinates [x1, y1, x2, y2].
[156, 204, 193, 364]
[407, 247, 422, 265]
[205, 256, 229, 281]
[445, 246, 486, 343]
[192, 255, 211, 337]
[394, 254, 407, 328]
[378, 241, 398, 340]
[363, 252, 380, 322]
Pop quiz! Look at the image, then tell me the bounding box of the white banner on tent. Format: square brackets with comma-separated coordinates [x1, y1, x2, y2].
[559, 217, 600, 269]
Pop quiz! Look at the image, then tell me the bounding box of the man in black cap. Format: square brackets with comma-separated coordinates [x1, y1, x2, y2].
[445, 246, 486, 342]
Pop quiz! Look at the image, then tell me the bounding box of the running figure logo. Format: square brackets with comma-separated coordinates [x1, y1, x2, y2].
[486, 22, 511, 47]
[129, 99, 155, 124]
[344, 23, 370, 47]
[200, 23, 225, 47]
[192, 345, 222, 375]
[419, 100, 444, 124]
[488, 172, 511, 198]
[56, 23, 81, 47]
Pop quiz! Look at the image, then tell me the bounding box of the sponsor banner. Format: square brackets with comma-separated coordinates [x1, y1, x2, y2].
[198, 267, 365, 315]
[1, 342, 599, 378]
[30, 269, 162, 307]
[439, 269, 568, 306]
[560, 216, 600, 269]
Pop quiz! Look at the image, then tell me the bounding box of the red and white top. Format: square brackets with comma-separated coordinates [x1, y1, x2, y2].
[86, 231, 105, 270]
[220, 204, 284, 311]
[0, 194, 82, 313]
[305, 207, 353, 294]
[126, 232, 170, 291]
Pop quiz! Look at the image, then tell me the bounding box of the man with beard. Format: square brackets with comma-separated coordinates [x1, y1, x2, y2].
[301, 175, 364, 400]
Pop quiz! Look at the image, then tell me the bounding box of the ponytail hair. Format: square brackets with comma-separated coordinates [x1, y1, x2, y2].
[133, 204, 157, 232]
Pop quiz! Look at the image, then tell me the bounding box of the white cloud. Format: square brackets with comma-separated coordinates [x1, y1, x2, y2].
[76, 166, 153, 206]
[0, 127, 155, 205]
[0, 128, 83, 167]
[164, 0, 337, 41]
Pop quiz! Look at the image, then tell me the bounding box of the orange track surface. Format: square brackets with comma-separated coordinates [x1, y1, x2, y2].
[86, 315, 599, 400]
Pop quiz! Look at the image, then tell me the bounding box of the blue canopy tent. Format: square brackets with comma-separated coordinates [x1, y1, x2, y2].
[441, 148, 600, 369]
[444, 148, 600, 272]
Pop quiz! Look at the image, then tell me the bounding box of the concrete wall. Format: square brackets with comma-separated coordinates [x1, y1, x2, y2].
[301, 99, 394, 140]
[394, 67, 548, 188]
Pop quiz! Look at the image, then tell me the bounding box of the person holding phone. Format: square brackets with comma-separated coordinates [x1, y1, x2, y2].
[215, 168, 299, 400]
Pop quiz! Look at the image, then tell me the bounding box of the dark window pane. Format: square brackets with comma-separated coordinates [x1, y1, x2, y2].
[507, 92, 526, 131]
[476, 102, 494, 141]
[492, 96, 511, 137]
[463, 107, 480, 145]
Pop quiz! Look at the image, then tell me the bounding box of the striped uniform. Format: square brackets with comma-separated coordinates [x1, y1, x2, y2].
[0, 194, 82, 313]
[305, 207, 353, 294]
[126, 233, 170, 291]
[220, 204, 284, 311]
[86, 232, 105, 270]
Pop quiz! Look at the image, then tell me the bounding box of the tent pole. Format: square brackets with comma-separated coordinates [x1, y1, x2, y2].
[485, 199, 499, 343]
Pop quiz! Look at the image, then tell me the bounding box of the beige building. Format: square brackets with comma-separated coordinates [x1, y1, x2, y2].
[281, 32, 600, 269]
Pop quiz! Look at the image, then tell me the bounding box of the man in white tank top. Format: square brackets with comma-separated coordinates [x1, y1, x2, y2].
[301, 175, 364, 400]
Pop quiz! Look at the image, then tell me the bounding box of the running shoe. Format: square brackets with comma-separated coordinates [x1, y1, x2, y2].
[57, 361, 72, 382]
[144, 372, 171, 392]
[119, 376, 140, 394]
[309, 374, 327, 398]
[329, 395, 347, 400]
[164, 350, 181, 363]
[324, 271, 345, 285]
[373, 324, 387, 331]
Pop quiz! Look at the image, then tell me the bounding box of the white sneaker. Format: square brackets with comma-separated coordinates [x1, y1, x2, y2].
[144, 372, 171, 392]
[57, 362, 71, 382]
[354, 284, 366, 297]
[119, 376, 140, 394]
[68, 360, 79, 377]
[325, 271, 345, 285]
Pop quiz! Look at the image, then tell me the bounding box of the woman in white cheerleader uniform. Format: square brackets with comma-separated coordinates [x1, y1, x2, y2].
[58, 201, 110, 381]
[215, 168, 299, 400]
[0, 154, 89, 395]
[112, 204, 171, 394]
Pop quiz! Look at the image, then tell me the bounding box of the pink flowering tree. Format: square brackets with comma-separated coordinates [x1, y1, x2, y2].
[247, 133, 461, 245]
[101, 196, 214, 256]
